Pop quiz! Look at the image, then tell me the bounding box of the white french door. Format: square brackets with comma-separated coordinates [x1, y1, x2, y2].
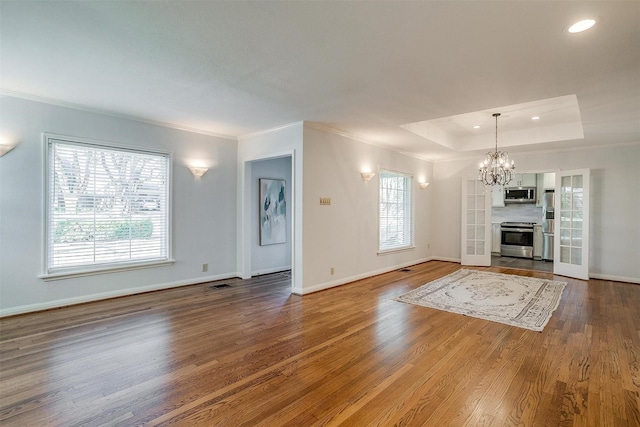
[461, 177, 491, 266]
[554, 169, 590, 280]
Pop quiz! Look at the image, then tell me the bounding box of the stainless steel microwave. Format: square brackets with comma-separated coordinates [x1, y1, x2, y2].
[504, 187, 536, 204]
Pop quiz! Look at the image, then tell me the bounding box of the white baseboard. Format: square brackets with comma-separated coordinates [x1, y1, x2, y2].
[251, 265, 291, 276]
[430, 256, 461, 263]
[429, 256, 640, 284]
[589, 273, 640, 284]
[0, 272, 240, 318]
[5, 259, 635, 318]
[295, 258, 433, 295]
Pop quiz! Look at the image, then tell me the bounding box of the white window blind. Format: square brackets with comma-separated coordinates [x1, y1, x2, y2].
[46, 136, 170, 274]
[379, 169, 413, 252]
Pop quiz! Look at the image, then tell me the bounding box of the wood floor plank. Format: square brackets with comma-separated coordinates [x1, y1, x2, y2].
[0, 262, 639, 426]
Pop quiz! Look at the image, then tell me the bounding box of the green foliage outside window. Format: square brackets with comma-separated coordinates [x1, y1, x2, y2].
[54, 219, 153, 243]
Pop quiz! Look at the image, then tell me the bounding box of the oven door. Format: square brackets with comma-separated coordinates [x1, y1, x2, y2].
[501, 227, 534, 258]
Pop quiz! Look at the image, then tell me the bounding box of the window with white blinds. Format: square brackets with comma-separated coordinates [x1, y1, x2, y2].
[45, 135, 170, 275]
[379, 169, 414, 252]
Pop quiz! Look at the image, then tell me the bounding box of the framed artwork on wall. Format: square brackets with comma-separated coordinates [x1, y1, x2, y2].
[259, 178, 286, 246]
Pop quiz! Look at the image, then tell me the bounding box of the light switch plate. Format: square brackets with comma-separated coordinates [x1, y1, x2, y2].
[320, 197, 331, 205]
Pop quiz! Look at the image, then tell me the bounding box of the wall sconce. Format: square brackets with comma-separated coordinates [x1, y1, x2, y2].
[188, 166, 209, 178]
[419, 181, 430, 189]
[0, 136, 16, 157]
[0, 144, 14, 157]
[360, 172, 375, 182]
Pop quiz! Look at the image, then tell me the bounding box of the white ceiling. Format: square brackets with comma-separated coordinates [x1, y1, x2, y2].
[1, 1, 638, 161]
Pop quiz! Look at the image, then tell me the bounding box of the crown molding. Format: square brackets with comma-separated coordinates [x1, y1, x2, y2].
[395, 150, 436, 162]
[238, 121, 304, 140]
[304, 121, 378, 146]
[0, 89, 237, 141]
[5, 89, 633, 162]
[304, 122, 434, 163]
[433, 139, 640, 163]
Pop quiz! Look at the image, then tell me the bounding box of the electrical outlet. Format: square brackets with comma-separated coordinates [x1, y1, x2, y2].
[330, 267, 334, 275]
[202, 263, 208, 272]
[428, 243, 430, 249]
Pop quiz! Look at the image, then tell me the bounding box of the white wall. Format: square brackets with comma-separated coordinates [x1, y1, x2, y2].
[0, 96, 238, 315]
[432, 143, 640, 282]
[250, 156, 292, 275]
[4, 95, 636, 317]
[301, 125, 433, 293]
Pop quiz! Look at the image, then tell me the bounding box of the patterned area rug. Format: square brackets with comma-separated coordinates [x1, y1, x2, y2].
[394, 269, 567, 331]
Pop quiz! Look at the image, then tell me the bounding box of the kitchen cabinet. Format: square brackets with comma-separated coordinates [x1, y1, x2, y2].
[536, 174, 544, 206]
[533, 224, 543, 260]
[491, 185, 504, 207]
[491, 223, 501, 254]
[536, 172, 556, 206]
[508, 173, 536, 187]
[522, 173, 537, 186]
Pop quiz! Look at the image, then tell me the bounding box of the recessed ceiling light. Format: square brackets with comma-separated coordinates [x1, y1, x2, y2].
[472, 125, 480, 129]
[568, 19, 596, 33]
[531, 116, 540, 120]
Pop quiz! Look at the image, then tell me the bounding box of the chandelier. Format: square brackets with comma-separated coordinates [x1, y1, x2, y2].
[478, 113, 515, 186]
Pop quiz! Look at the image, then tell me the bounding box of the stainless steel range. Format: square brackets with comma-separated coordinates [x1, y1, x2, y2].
[500, 222, 535, 259]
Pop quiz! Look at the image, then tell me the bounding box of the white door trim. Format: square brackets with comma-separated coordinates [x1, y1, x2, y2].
[239, 150, 298, 293]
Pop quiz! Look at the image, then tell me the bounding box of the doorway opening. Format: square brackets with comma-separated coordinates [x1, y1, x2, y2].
[240, 151, 297, 294]
[249, 156, 292, 277]
[488, 170, 555, 274]
[465, 168, 590, 280]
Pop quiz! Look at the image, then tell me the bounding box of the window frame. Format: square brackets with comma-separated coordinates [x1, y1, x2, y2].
[377, 168, 415, 254]
[41, 133, 174, 280]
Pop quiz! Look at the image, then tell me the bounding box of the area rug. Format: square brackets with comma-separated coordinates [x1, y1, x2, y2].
[394, 269, 566, 331]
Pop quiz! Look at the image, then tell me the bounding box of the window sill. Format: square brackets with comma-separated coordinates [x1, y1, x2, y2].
[377, 246, 415, 256]
[39, 259, 176, 281]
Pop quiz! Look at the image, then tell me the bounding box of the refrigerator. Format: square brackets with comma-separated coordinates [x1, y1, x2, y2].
[542, 191, 555, 261]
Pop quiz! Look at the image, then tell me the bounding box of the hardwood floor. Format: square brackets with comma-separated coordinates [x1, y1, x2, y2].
[1, 261, 639, 426]
[491, 255, 554, 273]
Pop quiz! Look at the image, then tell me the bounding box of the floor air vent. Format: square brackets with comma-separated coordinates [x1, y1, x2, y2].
[211, 284, 231, 289]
